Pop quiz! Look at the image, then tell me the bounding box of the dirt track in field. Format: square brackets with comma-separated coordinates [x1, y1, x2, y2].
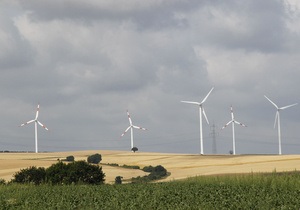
[1, 150, 300, 184]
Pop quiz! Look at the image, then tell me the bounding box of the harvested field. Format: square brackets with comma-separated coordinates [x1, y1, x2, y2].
[0, 150, 300, 183]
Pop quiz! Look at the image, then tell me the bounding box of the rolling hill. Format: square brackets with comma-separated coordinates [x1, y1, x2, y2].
[1, 150, 300, 184]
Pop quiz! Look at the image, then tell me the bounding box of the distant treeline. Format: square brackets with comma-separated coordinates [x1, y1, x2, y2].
[0, 151, 49, 153]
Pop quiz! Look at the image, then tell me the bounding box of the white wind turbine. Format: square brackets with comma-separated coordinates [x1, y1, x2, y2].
[121, 110, 147, 151]
[264, 95, 297, 155]
[221, 106, 247, 155]
[181, 87, 214, 155]
[19, 104, 49, 153]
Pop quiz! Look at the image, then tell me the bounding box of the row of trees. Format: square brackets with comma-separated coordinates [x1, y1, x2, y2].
[63, 153, 102, 164]
[11, 154, 104, 185]
[12, 161, 105, 185]
[114, 165, 168, 184]
[131, 165, 168, 183]
[12, 160, 105, 185]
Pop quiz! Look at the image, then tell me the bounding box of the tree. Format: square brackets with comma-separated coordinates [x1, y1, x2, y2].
[12, 166, 46, 185]
[87, 153, 102, 164]
[115, 176, 123, 184]
[11, 161, 105, 185]
[142, 166, 154, 172]
[45, 161, 70, 184]
[131, 147, 138, 153]
[67, 161, 105, 184]
[65, 155, 75, 162]
[132, 165, 169, 183]
[46, 161, 105, 185]
[147, 165, 167, 180]
[153, 165, 167, 176]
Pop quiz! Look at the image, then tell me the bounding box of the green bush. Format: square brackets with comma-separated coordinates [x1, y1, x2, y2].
[142, 166, 154, 172]
[153, 165, 167, 176]
[115, 176, 123, 184]
[67, 161, 105, 184]
[65, 155, 75, 162]
[132, 165, 168, 183]
[12, 161, 105, 185]
[122, 164, 140, 169]
[11, 166, 46, 185]
[106, 163, 119, 167]
[131, 147, 138, 153]
[46, 161, 70, 184]
[142, 165, 167, 177]
[87, 153, 102, 164]
[0, 179, 6, 185]
[46, 161, 105, 185]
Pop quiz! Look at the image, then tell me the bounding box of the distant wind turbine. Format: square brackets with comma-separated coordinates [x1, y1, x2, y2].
[19, 104, 49, 153]
[264, 95, 297, 155]
[181, 87, 214, 155]
[121, 110, 147, 151]
[221, 106, 247, 155]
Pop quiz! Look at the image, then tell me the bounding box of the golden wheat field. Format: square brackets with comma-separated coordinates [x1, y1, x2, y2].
[1, 150, 300, 184]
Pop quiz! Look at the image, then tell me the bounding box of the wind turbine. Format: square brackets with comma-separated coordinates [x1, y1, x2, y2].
[181, 87, 214, 155]
[221, 106, 247, 155]
[121, 110, 147, 151]
[19, 104, 49, 153]
[264, 95, 297, 155]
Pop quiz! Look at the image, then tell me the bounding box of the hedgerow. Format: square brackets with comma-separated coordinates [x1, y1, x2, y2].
[11, 161, 105, 185]
[132, 165, 168, 183]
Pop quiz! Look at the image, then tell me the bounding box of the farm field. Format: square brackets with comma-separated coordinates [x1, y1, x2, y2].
[1, 172, 300, 209]
[1, 150, 300, 183]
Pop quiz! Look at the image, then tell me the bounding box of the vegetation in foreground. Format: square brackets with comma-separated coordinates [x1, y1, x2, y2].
[1, 171, 300, 209]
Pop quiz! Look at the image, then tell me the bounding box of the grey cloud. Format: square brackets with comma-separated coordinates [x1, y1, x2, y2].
[0, 14, 35, 69]
[0, 1, 299, 154]
[188, 0, 288, 53]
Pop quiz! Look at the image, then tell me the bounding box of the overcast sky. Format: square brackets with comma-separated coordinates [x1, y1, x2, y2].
[1, 0, 300, 154]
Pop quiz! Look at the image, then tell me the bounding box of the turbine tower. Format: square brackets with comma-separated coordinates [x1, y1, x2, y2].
[20, 104, 49, 153]
[121, 110, 147, 151]
[181, 87, 214, 155]
[264, 95, 297, 155]
[221, 106, 247, 155]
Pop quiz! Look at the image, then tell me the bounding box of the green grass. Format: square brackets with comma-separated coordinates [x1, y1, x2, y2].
[1, 171, 300, 209]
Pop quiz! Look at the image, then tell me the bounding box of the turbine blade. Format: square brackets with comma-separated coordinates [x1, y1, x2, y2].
[35, 104, 40, 120]
[230, 106, 234, 120]
[20, 119, 35, 127]
[274, 111, 279, 129]
[221, 120, 233, 129]
[234, 120, 247, 127]
[180, 101, 200, 105]
[200, 87, 214, 104]
[37, 121, 49, 130]
[127, 110, 133, 126]
[132, 125, 147, 131]
[121, 126, 131, 137]
[202, 108, 209, 124]
[264, 95, 278, 109]
[280, 103, 298, 110]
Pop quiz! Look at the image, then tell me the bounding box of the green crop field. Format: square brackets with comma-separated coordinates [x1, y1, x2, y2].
[1, 171, 300, 209]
